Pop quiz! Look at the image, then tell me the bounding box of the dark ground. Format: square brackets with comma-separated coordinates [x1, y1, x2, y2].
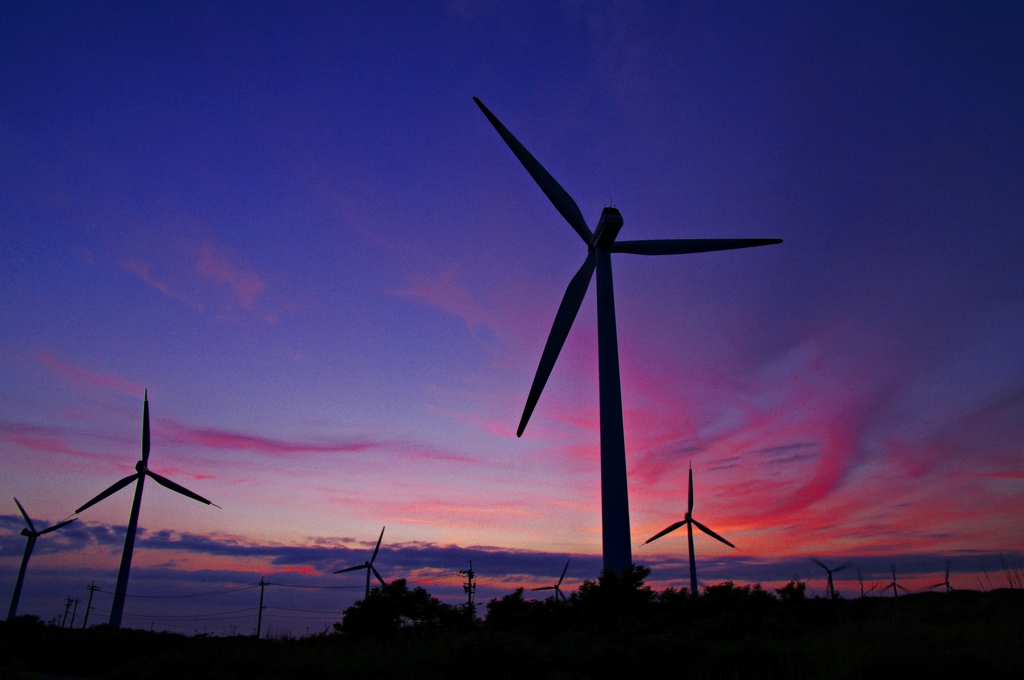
[1, 587, 1021, 679]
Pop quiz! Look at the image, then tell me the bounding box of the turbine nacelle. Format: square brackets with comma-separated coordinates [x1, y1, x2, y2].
[590, 207, 623, 249]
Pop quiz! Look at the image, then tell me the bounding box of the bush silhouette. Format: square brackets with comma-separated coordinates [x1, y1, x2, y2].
[336, 578, 464, 637]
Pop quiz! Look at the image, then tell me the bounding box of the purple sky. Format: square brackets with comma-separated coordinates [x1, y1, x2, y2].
[2, 2, 1022, 632]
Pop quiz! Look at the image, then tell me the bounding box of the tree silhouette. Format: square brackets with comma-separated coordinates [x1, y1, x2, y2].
[336, 578, 464, 637]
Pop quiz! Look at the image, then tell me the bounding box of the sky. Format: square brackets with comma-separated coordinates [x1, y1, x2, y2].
[1, 1, 1022, 633]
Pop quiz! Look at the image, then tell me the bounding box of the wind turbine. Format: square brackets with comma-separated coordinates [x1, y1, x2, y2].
[334, 526, 387, 600]
[928, 561, 954, 593]
[883, 564, 910, 597]
[810, 558, 852, 599]
[643, 464, 734, 596]
[532, 559, 571, 601]
[75, 391, 218, 628]
[474, 98, 780, 573]
[857, 567, 877, 598]
[6, 499, 76, 620]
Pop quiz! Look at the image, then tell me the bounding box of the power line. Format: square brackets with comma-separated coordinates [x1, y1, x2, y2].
[265, 606, 347, 614]
[265, 582, 361, 589]
[95, 584, 259, 599]
[120, 607, 259, 620]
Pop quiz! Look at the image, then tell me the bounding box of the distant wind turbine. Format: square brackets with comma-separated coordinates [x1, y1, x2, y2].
[6, 499, 76, 620]
[810, 558, 852, 600]
[75, 391, 218, 628]
[883, 564, 910, 597]
[857, 567, 877, 598]
[334, 526, 387, 600]
[474, 98, 781, 573]
[928, 561, 954, 593]
[643, 464, 735, 596]
[532, 559, 571, 601]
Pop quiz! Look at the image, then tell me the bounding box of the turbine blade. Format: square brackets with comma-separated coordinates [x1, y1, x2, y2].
[370, 526, 385, 564]
[611, 238, 782, 256]
[558, 559, 570, 586]
[834, 562, 853, 573]
[371, 565, 386, 586]
[473, 97, 592, 244]
[896, 584, 911, 593]
[76, 473, 139, 514]
[532, 585, 555, 591]
[334, 564, 366, 574]
[692, 519, 735, 548]
[141, 391, 150, 466]
[146, 471, 216, 506]
[643, 520, 687, 544]
[810, 557, 829, 571]
[928, 582, 945, 590]
[688, 464, 694, 514]
[13, 498, 35, 533]
[37, 518, 77, 535]
[517, 253, 596, 436]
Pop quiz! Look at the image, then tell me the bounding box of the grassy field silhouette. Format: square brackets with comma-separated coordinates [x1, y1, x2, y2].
[2, 566, 1022, 679]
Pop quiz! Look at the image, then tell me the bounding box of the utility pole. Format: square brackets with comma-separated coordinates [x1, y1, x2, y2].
[256, 578, 267, 639]
[457, 562, 476, 609]
[82, 583, 99, 628]
[60, 597, 73, 628]
[68, 598, 80, 629]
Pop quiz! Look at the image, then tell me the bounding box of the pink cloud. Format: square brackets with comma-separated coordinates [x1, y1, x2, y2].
[196, 243, 266, 310]
[972, 471, 1024, 479]
[156, 418, 383, 455]
[0, 422, 120, 463]
[121, 259, 204, 312]
[38, 352, 143, 397]
[393, 266, 491, 329]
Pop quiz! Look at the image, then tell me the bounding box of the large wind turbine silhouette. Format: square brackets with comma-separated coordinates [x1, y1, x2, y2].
[6, 499, 76, 620]
[474, 98, 780, 572]
[75, 392, 218, 628]
[532, 559, 571, 601]
[643, 464, 735, 595]
[334, 526, 387, 600]
[810, 558, 852, 599]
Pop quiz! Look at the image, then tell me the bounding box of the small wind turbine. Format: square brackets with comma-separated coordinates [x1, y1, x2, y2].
[810, 558, 852, 599]
[75, 391, 218, 628]
[857, 567, 877, 598]
[6, 499, 76, 620]
[928, 561, 954, 593]
[334, 526, 387, 600]
[643, 464, 734, 596]
[532, 559, 571, 601]
[883, 564, 910, 597]
[475, 98, 781, 573]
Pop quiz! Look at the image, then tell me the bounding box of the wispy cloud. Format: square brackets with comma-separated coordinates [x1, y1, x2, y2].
[121, 239, 272, 320]
[196, 242, 266, 310]
[38, 352, 143, 396]
[121, 259, 204, 312]
[393, 265, 492, 329]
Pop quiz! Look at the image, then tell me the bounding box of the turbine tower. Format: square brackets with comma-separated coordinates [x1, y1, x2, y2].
[810, 558, 852, 599]
[334, 526, 387, 600]
[532, 559, 571, 601]
[474, 97, 781, 572]
[75, 391, 218, 628]
[643, 464, 734, 595]
[6, 499, 76, 620]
